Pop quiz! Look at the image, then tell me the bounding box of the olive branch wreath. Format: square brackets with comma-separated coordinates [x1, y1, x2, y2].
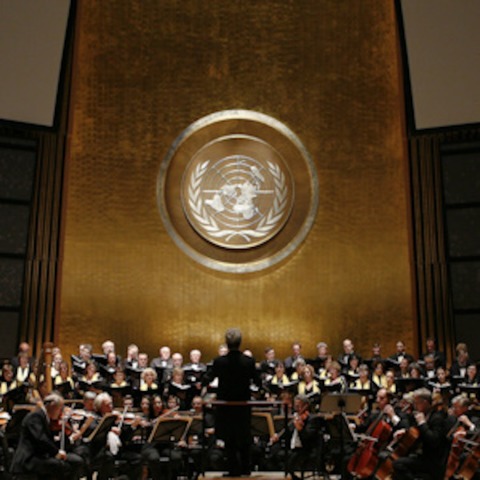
[187, 160, 288, 243]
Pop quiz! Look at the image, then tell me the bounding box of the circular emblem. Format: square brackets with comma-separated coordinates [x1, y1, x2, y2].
[181, 135, 294, 249]
[157, 110, 318, 273]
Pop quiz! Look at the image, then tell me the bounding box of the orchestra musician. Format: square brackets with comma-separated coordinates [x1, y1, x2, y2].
[9, 392, 84, 479]
[284, 394, 321, 480]
[392, 387, 449, 480]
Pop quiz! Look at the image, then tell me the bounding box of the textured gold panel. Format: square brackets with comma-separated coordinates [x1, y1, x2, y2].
[58, 1, 415, 362]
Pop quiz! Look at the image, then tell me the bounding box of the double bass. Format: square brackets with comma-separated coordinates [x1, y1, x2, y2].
[347, 411, 393, 478]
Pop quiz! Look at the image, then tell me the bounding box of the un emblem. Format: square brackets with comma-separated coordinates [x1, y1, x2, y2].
[182, 136, 294, 249]
[157, 110, 318, 273]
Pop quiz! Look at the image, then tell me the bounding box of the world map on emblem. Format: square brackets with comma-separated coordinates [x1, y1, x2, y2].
[182, 153, 295, 249]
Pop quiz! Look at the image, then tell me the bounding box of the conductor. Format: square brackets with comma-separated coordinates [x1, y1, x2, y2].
[206, 328, 260, 477]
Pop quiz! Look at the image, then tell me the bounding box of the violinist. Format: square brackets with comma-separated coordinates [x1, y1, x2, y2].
[392, 387, 449, 480]
[10, 392, 84, 479]
[73, 392, 117, 480]
[285, 394, 321, 480]
[140, 397, 184, 480]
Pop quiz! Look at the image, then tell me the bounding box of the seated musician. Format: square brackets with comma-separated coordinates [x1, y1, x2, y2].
[392, 387, 449, 480]
[283, 394, 321, 480]
[140, 396, 185, 480]
[349, 363, 371, 391]
[297, 364, 321, 399]
[344, 388, 410, 480]
[84, 391, 142, 479]
[10, 392, 84, 479]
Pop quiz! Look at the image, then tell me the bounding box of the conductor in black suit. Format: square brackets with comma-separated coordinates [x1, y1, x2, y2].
[205, 328, 260, 477]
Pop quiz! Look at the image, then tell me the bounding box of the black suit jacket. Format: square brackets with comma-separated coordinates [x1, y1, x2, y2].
[207, 350, 259, 401]
[10, 408, 59, 473]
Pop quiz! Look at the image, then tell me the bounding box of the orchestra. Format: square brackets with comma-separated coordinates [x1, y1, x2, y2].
[1, 338, 480, 479]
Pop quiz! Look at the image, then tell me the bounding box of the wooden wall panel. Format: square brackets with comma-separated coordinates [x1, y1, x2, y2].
[58, 1, 415, 362]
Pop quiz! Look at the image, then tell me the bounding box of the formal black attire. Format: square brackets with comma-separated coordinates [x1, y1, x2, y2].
[392, 409, 449, 480]
[204, 349, 260, 476]
[420, 350, 446, 368]
[10, 407, 84, 479]
[287, 412, 322, 480]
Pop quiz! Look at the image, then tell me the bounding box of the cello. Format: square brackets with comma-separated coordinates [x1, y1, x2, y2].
[374, 426, 420, 480]
[347, 411, 393, 478]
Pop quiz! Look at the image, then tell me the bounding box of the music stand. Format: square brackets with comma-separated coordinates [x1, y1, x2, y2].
[148, 416, 192, 444]
[320, 394, 359, 468]
[84, 413, 117, 444]
[251, 411, 275, 438]
[321, 393, 362, 415]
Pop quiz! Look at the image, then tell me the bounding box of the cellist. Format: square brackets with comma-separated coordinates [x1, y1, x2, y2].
[392, 387, 449, 480]
[345, 388, 409, 479]
[444, 395, 480, 479]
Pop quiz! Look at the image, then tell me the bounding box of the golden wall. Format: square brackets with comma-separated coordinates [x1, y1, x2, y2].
[57, 0, 415, 362]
